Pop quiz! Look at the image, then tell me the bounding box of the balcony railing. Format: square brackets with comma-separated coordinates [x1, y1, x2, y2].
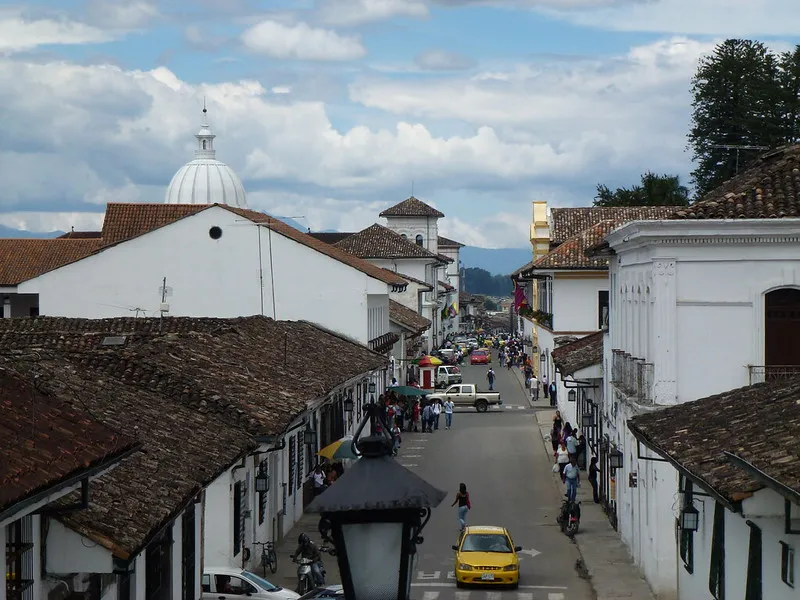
[748, 365, 800, 385]
[611, 349, 654, 404]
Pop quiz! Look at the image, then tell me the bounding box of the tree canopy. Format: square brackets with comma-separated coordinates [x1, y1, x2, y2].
[593, 172, 690, 207]
[463, 267, 511, 297]
[689, 39, 800, 197]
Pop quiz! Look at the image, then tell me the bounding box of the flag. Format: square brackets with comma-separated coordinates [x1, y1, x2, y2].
[448, 303, 457, 318]
[513, 280, 529, 311]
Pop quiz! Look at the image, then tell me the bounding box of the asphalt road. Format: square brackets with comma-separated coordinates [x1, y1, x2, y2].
[397, 363, 594, 600]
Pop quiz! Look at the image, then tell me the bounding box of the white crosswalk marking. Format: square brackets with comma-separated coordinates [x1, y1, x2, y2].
[516, 593, 533, 600]
[548, 594, 565, 600]
[485, 592, 502, 600]
[453, 591, 470, 600]
[421, 592, 439, 600]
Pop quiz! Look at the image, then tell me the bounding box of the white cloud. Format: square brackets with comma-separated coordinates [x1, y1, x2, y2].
[240, 20, 366, 61]
[0, 211, 104, 234]
[0, 13, 113, 53]
[537, 0, 800, 36]
[84, 0, 160, 29]
[271, 86, 292, 94]
[317, 0, 429, 26]
[414, 49, 476, 71]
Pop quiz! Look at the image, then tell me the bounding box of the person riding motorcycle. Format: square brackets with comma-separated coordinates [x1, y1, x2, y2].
[292, 533, 324, 586]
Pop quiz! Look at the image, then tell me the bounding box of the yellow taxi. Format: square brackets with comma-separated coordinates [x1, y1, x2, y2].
[451, 526, 521, 588]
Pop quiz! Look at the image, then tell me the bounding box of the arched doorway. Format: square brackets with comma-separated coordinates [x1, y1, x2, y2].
[764, 288, 800, 380]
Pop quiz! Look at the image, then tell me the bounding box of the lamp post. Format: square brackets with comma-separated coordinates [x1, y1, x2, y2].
[254, 463, 270, 493]
[567, 389, 576, 403]
[303, 423, 318, 447]
[307, 402, 446, 600]
[343, 391, 354, 414]
[680, 505, 699, 531]
[609, 449, 623, 469]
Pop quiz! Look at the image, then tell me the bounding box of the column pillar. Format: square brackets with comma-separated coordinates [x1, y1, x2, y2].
[2, 295, 10, 318]
[651, 258, 677, 405]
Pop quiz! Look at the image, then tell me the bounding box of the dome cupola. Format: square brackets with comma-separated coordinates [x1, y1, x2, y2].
[165, 104, 247, 208]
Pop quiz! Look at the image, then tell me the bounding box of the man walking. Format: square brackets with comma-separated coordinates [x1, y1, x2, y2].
[564, 455, 580, 502]
[443, 398, 454, 429]
[486, 368, 496, 391]
[421, 402, 433, 433]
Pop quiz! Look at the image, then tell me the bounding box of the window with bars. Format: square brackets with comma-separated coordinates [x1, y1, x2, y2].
[679, 479, 694, 574]
[297, 437, 304, 491]
[5, 517, 34, 600]
[288, 435, 296, 496]
[233, 482, 242, 556]
[258, 460, 267, 525]
[709, 502, 726, 600]
[181, 507, 196, 600]
[781, 542, 795, 588]
[744, 521, 762, 600]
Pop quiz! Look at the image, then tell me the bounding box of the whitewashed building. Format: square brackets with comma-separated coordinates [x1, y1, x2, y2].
[629, 379, 800, 600]
[594, 146, 800, 599]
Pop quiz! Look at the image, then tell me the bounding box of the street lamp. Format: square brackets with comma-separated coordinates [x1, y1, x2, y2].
[343, 391, 354, 414]
[303, 424, 318, 447]
[680, 505, 700, 532]
[609, 449, 624, 469]
[539, 352, 546, 364]
[567, 389, 577, 402]
[582, 411, 596, 428]
[307, 401, 446, 600]
[368, 382, 377, 394]
[255, 463, 270, 493]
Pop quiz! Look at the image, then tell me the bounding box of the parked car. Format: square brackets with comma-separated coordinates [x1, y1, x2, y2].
[202, 567, 300, 600]
[436, 365, 462, 388]
[452, 526, 522, 588]
[298, 586, 344, 600]
[426, 383, 502, 412]
[470, 349, 491, 365]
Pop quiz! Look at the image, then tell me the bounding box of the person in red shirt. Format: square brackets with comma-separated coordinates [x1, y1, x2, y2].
[412, 400, 421, 432]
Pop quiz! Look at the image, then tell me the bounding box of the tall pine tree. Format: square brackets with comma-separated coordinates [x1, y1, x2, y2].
[688, 39, 784, 197]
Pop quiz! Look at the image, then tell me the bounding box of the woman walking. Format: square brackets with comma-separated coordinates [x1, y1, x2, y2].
[451, 483, 471, 534]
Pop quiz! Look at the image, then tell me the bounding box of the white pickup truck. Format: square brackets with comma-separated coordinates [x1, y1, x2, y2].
[426, 383, 502, 413]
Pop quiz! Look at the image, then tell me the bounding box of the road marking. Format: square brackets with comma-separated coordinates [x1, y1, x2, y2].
[446, 571, 455, 579]
[403, 454, 422, 458]
[517, 594, 533, 600]
[422, 592, 439, 600]
[518, 548, 541, 559]
[485, 592, 501, 600]
[417, 571, 441, 580]
[548, 594, 566, 600]
[454, 592, 470, 600]
[406, 446, 426, 450]
[400, 463, 418, 467]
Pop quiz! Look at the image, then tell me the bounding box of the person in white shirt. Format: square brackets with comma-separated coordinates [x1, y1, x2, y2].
[443, 399, 454, 429]
[432, 400, 442, 430]
[528, 375, 539, 401]
[310, 465, 327, 496]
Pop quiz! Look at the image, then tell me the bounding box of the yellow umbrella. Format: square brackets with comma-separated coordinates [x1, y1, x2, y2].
[318, 436, 359, 460]
[418, 355, 443, 366]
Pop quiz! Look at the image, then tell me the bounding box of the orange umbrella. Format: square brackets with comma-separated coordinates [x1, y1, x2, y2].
[418, 355, 443, 367]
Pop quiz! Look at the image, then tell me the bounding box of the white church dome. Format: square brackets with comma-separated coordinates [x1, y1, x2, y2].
[165, 107, 248, 208]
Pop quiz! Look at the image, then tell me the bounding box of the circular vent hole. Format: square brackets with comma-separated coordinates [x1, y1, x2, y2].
[209, 226, 223, 240]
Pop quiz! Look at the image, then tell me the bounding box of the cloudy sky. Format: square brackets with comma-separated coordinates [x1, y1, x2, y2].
[1, 0, 798, 248]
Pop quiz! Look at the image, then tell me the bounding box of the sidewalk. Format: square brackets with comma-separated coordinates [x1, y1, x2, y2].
[532, 408, 657, 600]
[509, 365, 551, 409]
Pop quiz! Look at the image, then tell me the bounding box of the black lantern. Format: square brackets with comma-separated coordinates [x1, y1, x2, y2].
[609, 449, 624, 469]
[567, 389, 577, 402]
[303, 424, 318, 447]
[255, 465, 270, 493]
[307, 402, 446, 600]
[540, 352, 547, 364]
[344, 391, 354, 414]
[680, 505, 699, 531]
[582, 412, 596, 428]
[368, 382, 377, 394]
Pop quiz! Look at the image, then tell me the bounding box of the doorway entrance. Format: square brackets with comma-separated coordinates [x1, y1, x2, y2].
[765, 288, 800, 380]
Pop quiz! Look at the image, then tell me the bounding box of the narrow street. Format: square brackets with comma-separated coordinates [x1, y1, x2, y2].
[394, 363, 593, 600]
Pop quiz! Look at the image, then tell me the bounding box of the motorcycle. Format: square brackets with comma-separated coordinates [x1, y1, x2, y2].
[556, 499, 581, 537]
[294, 545, 335, 595]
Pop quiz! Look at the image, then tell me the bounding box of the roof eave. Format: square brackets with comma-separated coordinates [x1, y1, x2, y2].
[722, 451, 800, 507]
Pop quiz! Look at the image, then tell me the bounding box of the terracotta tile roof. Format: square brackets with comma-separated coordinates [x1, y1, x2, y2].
[672, 145, 800, 220]
[99, 203, 407, 287]
[437, 235, 464, 248]
[550, 206, 678, 246]
[307, 232, 354, 244]
[335, 223, 443, 261]
[0, 369, 139, 517]
[398, 272, 433, 290]
[56, 231, 102, 239]
[0, 239, 104, 285]
[379, 196, 445, 218]
[438, 280, 455, 292]
[459, 292, 483, 304]
[389, 300, 431, 334]
[0, 315, 387, 557]
[530, 220, 620, 272]
[629, 377, 800, 504]
[551, 331, 604, 375]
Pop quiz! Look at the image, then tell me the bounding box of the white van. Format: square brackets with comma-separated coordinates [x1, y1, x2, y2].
[436, 365, 462, 388]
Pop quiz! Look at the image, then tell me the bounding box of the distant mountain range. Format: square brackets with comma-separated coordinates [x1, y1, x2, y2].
[0, 221, 531, 276]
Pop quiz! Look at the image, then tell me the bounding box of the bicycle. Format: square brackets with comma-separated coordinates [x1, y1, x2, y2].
[253, 541, 278, 575]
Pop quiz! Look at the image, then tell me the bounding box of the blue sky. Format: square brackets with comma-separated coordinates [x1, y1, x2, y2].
[1, 0, 799, 247]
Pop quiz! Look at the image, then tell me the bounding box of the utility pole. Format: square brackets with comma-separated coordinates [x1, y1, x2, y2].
[709, 144, 769, 175]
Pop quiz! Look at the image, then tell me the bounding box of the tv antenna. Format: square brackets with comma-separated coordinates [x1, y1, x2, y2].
[709, 144, 769, 174]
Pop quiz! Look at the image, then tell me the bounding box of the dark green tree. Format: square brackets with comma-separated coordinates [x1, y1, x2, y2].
[688, 39, 785, 197]
[593, 172, 690, 207]
[463, 267, 511, 297]
[776, 47, 800, 145]
[484, 298, 499, 311]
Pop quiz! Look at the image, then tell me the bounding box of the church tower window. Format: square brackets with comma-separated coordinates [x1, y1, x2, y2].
[415, 234, 424, 247]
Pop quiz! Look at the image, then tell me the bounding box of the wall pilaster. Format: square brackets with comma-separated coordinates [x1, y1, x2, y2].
[652, 258, 677, 405]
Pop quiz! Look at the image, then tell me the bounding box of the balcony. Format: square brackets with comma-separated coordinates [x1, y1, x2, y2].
[611, 349, 654, 404]
[748, 365, 800, 385]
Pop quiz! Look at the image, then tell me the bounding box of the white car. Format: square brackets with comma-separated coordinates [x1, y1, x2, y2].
[203, 567, 300, 600]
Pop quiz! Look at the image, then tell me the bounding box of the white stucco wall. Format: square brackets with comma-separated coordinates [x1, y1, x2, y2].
[382, 215, 440, 255]
[551, 274, 607, 333]
[19, 207, 386, 344]
[606, 219, 800, 600]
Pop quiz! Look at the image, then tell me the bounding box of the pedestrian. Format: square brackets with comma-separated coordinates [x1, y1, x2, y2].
[443, 398, 454, 429]
[530, 374, 540, 401]
[310, 465, 327, 496]
[432, 400, 442, 430]
[564, 455, 580, 502]
[550, 423, 561, 454]
[421, 402, 433, 433]
[589, 456, 600, 503]
[553, 410, 563, 430]
[391, 421, 402, 456]
[451, 483, 471, 533]
[556, 441, 570, 482]
[541, 373, 548, 397]
[486, 368, 496, 391]
[394, 401, 404, 432]
[412, 400, 420, 432]
[548, 381, 557, 407]
[565, 428, 578, 461]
